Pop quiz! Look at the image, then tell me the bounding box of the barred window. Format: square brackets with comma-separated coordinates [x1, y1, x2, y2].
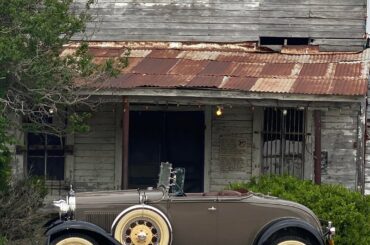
[262, 107, 306, 178]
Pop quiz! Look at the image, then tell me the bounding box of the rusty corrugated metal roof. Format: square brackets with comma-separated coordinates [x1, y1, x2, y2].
[67, 42, 369, 96]
[299, 64, 328, 77]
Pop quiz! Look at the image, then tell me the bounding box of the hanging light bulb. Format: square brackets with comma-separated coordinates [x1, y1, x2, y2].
[215, 106, 223, 116]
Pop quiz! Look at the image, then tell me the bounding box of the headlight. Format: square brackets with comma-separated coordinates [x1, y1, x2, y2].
[327, 221, 335, 236]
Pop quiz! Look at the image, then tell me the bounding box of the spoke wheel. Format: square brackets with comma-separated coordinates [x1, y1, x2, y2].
[52, 234, 97, 245]
[269, 233, 314, 245]
[123, 219, 159, 245]
[277, 241, 306, 245]
[113, 208, 170, 245]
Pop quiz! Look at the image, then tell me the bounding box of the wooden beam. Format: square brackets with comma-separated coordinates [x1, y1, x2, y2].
[82, 88, 364, 103]
[203, 105, 212, 192]
[114, 103, 123, 189]
[122, 97, 130, 189]
[314, 110, 321, 185]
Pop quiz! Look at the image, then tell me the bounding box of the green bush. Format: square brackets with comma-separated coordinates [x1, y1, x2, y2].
[0, 236, 7, 245]
[0, 115, 11, 191]
[0, 177, 48, 243]
[229, 175, 370, 245]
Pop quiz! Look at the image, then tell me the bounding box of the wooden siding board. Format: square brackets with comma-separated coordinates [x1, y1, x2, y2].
[72, 0, 366, 51]
[321, 108, 358, 189]
[262, 0, 365, 5]
[73, 106, 117, 191]
[209, 106, 253, 191]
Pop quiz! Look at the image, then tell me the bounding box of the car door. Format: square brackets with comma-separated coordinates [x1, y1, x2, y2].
[216, 195, 260, 245]
[167, 195, 218, 245]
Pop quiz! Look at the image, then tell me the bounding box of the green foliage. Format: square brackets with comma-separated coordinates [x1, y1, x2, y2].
[0, 0, 88, 81]
[0, 0, 129, 136]
[67, 112, 91, 133]
[0, 176, 48, 242]
[0, 115, 12, 191]
[0, 236, 7, 245]
[229, 175, 370, 245]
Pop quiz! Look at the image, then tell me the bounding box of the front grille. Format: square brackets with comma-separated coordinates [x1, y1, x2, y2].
[85, 211, 120, 232]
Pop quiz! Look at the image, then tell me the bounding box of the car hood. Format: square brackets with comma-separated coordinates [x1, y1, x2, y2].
[76, 189, 164, 207]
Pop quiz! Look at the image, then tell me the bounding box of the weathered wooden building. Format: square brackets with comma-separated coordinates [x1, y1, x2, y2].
[72, 0, 367, 52]
[10, 0, 370, 195]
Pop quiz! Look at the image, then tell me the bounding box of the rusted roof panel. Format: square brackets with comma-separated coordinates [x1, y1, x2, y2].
[169, 59, 209, 76]
[187, 76, 224, 88]
[290, 78, 332, 95]
[334, 63, 363, 77]
[221, 77, 257, 91]
[299, 64, 328, 77]
[177, 51, 221, 60]
[73, 43, 368, 96]
[121, 58, 144, 72]
[198, 61, 234, 76]
[230, 63, 264, 77]
[251, 78, 296, 93]
[260, 63, 295, 76]
[331, 79, 368, 96]
[99, 74, 134, 88]
[147, 49, 182, 59]
[114, 74, 193, 88]
[89, 47, 124, 57]
[131, 58, 179, 74]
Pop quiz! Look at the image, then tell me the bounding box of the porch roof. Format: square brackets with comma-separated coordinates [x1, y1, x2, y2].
[64, 42, 369, 97]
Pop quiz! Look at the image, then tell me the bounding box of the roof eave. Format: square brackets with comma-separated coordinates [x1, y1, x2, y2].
[79, 87, 365, 103]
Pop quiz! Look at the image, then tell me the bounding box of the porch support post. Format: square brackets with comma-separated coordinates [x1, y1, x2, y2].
[252, 107, 263, 177]
[122, 97, 130, 189]
[314, 110, 321, 184]
[356, 100, 366, 194]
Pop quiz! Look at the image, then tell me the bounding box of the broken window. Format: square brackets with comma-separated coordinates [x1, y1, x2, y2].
[259, 37, 311, 46]
[262, 107, 306, 178]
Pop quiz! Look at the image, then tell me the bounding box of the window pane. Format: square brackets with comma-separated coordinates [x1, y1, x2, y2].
[46, 157, 64, 180]
[47, 135, 64, 146]
[28, 150, 45, 157]
[28, 157, 45, 177]
[47, 149, 64, 157]
[28, 133, 45, 146]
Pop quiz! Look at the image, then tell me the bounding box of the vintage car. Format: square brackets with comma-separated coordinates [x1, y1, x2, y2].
[45, 162, 335, 245]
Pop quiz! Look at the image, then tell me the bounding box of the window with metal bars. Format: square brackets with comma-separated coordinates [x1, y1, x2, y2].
[262, 107, 306, 178]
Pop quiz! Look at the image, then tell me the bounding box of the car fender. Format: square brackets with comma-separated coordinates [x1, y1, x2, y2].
[253, 218, 324, 245]
[45, 220, 121, 245]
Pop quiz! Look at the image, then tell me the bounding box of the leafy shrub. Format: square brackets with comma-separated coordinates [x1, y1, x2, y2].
[0, 236, 7, 245]
[229, 175, 370, 245]
[0, 115, 12, 191]
[0, 177, 48, 243]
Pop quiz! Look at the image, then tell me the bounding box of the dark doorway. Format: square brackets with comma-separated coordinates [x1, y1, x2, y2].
[128, 111, 205, 192]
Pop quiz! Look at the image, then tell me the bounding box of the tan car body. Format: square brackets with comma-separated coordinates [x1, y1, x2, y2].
[70, 189, 324, 245]
[45, 164, 332, 245]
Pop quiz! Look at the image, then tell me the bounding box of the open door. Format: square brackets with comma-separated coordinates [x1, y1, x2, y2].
[128, 111, 204, 192]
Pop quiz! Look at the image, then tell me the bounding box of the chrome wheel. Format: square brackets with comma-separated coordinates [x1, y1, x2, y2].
[113, 208, 170, 245]
[123, 218, 160, 245]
